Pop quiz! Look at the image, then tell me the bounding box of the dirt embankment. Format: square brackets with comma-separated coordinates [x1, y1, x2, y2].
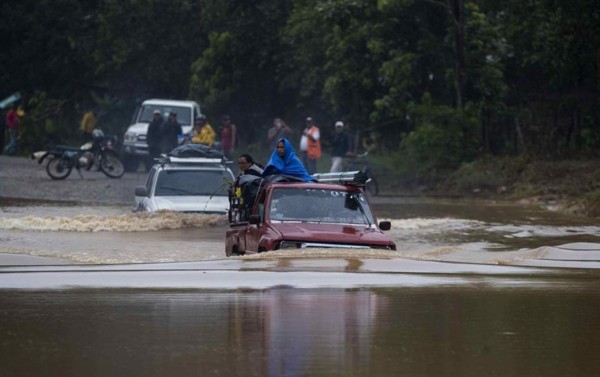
[370, 156, 600, 217]
[0, 155, 146, 205]
[413, 158, 600, 217]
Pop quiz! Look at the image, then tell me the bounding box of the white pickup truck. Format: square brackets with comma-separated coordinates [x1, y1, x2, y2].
[122, 99, 202, 172]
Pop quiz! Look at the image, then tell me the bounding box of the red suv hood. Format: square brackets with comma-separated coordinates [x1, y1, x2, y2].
[269, 222, 394, 247]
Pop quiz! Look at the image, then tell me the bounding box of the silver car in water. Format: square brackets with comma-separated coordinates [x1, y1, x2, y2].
[133, 157, 234, 214]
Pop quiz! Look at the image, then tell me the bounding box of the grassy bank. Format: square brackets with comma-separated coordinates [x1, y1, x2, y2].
[368, 155, 600, 217]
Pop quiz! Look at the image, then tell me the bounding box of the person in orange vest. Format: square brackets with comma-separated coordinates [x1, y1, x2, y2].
[299, 116, 321, 174]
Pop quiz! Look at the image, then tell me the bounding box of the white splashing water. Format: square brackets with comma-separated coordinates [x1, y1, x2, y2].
[385, 218, 481, 231]
[0, 211, 228, 232]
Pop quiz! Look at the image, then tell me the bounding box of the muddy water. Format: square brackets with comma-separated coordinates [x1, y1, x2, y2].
[1, 197, 599, 265]
[2, 198, 600, 376]
[374, 198, 600, 266]
[1, 285, 600, 377]
[0, 203, 229, 263]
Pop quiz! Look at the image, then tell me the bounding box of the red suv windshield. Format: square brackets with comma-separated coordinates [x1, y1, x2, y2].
[268, 187, 375, 225]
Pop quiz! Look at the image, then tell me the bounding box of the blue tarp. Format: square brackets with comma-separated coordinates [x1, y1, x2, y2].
[263, 138, 315, 181]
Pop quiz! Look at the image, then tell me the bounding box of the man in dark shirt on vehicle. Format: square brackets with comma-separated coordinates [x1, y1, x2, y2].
[232, 154, 264, 222]
[237, 154, 264, 178]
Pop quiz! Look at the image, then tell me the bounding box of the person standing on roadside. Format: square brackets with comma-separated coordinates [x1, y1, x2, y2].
[300, 117, 321, 174]
[0, 109, 6, 154]
[267, 117, 292, 150]
[79, 110, 97, 143]
[146, 110, 164, 169]
[330, 121, 353, 173]
[191, 115, 216, 147]
[220, 115, 236, 160]
[162, 111, 183, 153]
[3, 105, 20, 155]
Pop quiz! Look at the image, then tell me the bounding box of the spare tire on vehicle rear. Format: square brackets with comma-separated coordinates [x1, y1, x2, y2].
[167, 144, 224, 159]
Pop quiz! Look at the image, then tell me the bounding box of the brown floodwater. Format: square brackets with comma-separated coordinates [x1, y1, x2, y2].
[1, 284, 600, 377]
[1, 197, 600, 376]
[1, 197, 600, 265]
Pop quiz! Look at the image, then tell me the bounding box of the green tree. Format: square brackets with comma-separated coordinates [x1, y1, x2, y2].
[0, 0, 95, 97]
[92, 0, 203, 99]
[188, 0, 292, 145]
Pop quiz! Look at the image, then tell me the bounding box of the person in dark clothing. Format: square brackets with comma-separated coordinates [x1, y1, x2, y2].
[231, 154, 264, 222]
[162, 112, 183, 153]
[237, 154, 264, 178]
[330, 121, 353, 172]
[0, 110, 5, 154]
[146, 110, 164, 169]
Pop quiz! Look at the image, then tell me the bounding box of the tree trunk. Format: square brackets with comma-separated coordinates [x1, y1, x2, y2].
[481, 104, 490, 153]
[596, 48, 600, 89]
[449, 0, 465, 109]
[515, 117, 525, 154]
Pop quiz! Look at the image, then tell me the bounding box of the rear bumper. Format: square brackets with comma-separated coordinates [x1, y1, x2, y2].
[123, 142, 149, 156]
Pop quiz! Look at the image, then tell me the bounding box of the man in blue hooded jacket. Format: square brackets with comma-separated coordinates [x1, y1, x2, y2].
[262, 138, 315, 181]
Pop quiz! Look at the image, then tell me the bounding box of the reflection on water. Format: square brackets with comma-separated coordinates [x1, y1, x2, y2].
[1, 286, 600, 377]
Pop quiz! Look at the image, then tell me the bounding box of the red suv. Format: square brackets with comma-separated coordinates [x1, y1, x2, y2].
[225, 174, 396, 256]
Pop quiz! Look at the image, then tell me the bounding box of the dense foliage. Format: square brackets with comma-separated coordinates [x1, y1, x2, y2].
[1, 0, 599, 173]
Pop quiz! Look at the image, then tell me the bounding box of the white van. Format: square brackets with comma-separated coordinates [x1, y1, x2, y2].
[122, 99, 202, 171]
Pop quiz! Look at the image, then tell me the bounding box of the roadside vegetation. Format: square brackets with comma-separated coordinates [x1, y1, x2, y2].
[369, 154, 600, 216]
[1, 0, 599, 215]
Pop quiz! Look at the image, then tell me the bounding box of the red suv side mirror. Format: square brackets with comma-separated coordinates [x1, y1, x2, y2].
[378, 221, 391, 231]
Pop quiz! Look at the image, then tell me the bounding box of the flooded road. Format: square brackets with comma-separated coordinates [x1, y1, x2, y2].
[1, 196, 599, 267]
[2, 192, 600, 375]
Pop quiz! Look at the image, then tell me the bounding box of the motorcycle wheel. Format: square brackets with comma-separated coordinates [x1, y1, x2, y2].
[46, 157, 73, 180]
[99, 150, 125, 178]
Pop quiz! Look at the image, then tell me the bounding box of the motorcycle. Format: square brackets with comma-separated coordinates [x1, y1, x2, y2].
[32, 129, 125, 180]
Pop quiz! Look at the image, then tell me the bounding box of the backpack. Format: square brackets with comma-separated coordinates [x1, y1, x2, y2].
[167, 143, 224, 159]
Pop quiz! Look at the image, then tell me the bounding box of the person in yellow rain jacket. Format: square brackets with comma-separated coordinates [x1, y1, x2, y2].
[80, 110, 97, 143]
[191, 115, 216, 147]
